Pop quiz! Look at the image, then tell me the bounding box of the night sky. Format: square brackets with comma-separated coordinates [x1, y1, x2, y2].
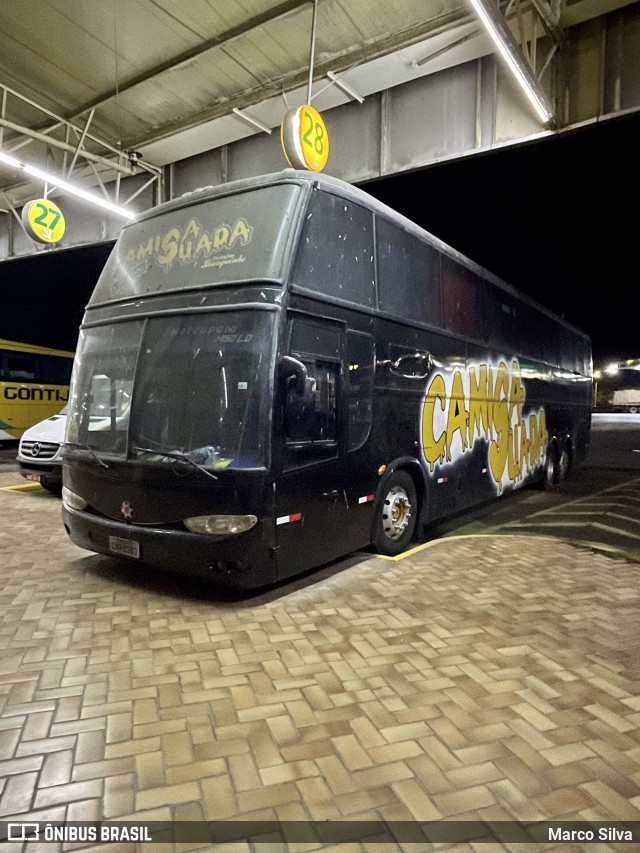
[1, 241, 114, 353]
[366, 110, 638, 366]
[1, 110, 635, 364]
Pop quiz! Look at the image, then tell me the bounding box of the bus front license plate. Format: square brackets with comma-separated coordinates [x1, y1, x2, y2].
[109, 536, 140, 559]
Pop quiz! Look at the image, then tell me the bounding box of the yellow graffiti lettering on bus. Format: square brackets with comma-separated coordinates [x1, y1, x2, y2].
[420, 358, 548, 493]
[421, 373, 446, 462]
[468, 363, 490, 440]
[126, 217, 253, 271]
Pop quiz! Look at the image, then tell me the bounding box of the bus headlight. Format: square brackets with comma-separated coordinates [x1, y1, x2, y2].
[62, 486, 88, 510]
[183, 514, 258, 535]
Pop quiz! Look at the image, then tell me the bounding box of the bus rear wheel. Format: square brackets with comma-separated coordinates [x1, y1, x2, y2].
[541, 444, 558, 490]
[372, 471, 417, 557]
[557, 441, 572, 483]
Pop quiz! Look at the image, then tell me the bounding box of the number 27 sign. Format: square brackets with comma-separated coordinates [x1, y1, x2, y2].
[280, 105, 330, 172]
[22, 199, 66, 244]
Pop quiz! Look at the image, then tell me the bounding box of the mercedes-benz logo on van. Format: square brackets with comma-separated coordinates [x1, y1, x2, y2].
[31, 443, 41, 458]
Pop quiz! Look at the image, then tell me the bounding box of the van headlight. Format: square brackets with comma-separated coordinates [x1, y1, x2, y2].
[62, 486, 88, 510]
[183, 514, 257, 535]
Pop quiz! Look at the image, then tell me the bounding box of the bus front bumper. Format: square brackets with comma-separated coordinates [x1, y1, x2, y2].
[62, 506, 276, 589]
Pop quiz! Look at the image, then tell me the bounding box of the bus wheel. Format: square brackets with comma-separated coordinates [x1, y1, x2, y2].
[373, 471, 417, 556]
[557, 441, 572, 483]
[541, 445, 558, 490]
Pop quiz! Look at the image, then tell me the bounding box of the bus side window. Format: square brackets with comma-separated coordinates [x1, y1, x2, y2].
[485, 284, 516, 351]
[41, 355, 74, 386]
[376, 218, 441, 325]
[579, 338, 592, 377]
[284, 317, 341, 470]
[347, 332, 374, 451]
[544, 322, 560, 368]
[519, 305, 545, 363]
[284, 359, 339, 469]
[441, 256, 480, 339]
[292, 190, 375, 307]
[7, 355, 37, 381]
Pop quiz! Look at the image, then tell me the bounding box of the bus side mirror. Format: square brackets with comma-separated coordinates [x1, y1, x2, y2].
[279, 356, 308, 395]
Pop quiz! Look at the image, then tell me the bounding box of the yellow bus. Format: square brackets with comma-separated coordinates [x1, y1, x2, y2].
[0, 338, 75, 441]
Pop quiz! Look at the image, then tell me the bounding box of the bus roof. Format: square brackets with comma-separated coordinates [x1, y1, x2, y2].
[0, 338, 75, 358]
[131, 169, 590, 343]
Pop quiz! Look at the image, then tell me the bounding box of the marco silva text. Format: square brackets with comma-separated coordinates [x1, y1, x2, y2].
[548, 826, 636, 842]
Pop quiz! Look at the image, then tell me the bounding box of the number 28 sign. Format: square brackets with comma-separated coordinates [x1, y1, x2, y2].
[280, 105, 329, 172]
[22, 199, 66, 244]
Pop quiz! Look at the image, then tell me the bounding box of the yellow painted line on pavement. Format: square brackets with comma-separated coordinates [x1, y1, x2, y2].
[376, 533, 524, 561]
[0, 482, 43, 492]
[376, 538, 445, 561]
[378, 528, 640, 563]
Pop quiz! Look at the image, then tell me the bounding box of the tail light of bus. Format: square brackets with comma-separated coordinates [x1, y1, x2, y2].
[183, 514, 257, 535]
[62, 486, 88, 510]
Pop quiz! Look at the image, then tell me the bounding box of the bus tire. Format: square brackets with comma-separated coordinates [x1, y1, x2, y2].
[372, 470, 417, 557]
[541, 444, 558, 491]
[557, 440, 572, 483]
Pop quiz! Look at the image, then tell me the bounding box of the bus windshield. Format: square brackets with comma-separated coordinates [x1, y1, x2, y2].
[89, 184, 300, 305]
[67, 310, 276, 469]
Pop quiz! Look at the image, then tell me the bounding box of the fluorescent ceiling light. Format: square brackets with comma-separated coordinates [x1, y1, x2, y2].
[0, 148, 136, 220]
[467, 0, 554, 125]
[0, 151, 21, 169]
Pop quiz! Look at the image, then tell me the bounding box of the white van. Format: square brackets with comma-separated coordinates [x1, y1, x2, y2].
[17, 405, 68, 493]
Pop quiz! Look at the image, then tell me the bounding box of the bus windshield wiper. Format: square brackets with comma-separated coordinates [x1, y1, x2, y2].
[130, 445, 219, 481]
[63, 441, 110, 469]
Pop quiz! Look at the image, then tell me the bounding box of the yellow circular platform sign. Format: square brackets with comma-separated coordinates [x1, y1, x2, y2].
[22, 199, 66, 244]
[281, 105, 330, 172]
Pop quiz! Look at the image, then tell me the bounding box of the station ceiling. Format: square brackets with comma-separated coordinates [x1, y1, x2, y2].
[0, 0, 635, 203]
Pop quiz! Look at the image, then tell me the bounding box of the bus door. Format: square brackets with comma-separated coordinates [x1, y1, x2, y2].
[275, 314, 349, 577]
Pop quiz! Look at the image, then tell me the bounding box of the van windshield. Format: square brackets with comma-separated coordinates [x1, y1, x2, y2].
[67, 311, 276, 469]
[90, 184, 300, 305]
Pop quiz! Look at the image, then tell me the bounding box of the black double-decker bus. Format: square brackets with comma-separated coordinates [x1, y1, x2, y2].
[62, 170, 592, 588]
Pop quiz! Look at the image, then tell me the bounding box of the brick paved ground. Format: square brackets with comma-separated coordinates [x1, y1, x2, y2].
[1, 470, 640, 852]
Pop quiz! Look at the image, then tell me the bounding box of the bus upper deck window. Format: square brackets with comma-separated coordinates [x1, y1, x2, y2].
[377, 218, 440, 326]
[293, 191, 375, 307]
[441, 256, 480, 339]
